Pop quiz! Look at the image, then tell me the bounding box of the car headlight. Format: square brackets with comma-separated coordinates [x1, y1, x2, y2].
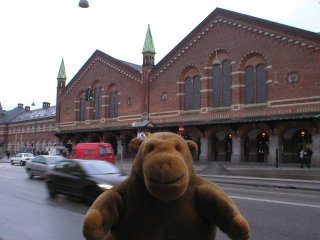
[98, 183, 113, 190]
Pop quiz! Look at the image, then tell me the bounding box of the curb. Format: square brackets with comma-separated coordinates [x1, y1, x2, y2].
[201, 174, 320, 191]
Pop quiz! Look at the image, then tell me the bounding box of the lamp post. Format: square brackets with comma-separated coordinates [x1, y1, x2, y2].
[79, 0, 89, 8]
[301, 131, 305, 149]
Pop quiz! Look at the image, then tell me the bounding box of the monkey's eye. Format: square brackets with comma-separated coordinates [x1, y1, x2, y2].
[175, 144, 182, 152]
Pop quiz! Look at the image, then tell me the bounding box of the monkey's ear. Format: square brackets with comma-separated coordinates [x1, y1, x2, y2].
[130, 138, 144, 153]
[186, 140, 198, 157]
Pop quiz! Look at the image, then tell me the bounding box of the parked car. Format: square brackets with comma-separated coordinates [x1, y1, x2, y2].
[70, 142, 115, 164]
[46, 159, 127, 203]
[11, 153, 34, 166]
[25, 155, 67, 179]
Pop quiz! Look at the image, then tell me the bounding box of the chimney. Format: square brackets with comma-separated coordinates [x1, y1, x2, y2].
[25, 106, 30, 112]
[42, 102, 50, 109]
[17, 103, 24, 108]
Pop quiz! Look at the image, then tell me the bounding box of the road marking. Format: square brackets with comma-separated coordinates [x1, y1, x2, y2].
[223, 186, 319, 198]
[0, 165, 25, 172]
[231, 195, 320, 209]
[0, 175, 13, 179]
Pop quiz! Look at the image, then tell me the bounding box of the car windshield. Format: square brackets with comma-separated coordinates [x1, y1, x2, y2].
[46, 156, 66, 164]
[81, 161, 120, 175]
[22, 153, 34, 157]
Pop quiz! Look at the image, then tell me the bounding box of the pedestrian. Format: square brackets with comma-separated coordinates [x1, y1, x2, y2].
[6, 151, 10, 159]
[299, 149, 304, 163]
[306, 148, 313, 167]
[300, 149, 310, 168]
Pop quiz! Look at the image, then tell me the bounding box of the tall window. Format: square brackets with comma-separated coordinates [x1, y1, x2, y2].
[184, 75, 201, 110]
[108, 90, 119, 118]
[212, 59, 232, 107]
[79, 97, 86, 121]
[245, 64, 267, 104]
[94, 87, 101, 120]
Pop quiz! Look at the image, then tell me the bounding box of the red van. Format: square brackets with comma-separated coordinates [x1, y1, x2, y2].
[70, 143, 115, 164]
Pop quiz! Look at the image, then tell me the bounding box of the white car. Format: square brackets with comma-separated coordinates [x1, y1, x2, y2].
[25, 155, 66, 179]
[11, 153, 35, 166]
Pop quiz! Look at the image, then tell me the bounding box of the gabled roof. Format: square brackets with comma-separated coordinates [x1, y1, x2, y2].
[11, 106, 56, 123]
[63, 50, 142, 96]
[0, 107, 25, 124]
[152, 7, 320, 74]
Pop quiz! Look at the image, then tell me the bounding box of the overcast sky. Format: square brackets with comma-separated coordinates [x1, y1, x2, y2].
[0, 0, 319, 110]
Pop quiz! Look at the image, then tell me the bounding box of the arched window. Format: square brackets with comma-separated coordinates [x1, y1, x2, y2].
[94, 87, 102, 120]
[212, 59, 232, 107]
[245, 66, 254, 104]
[245, 64, 267, 104]
[256, 64, 267, 103]
[108, 90, 119, 118]
[184, 75, 201, 110]
[79, 97, 86, 121]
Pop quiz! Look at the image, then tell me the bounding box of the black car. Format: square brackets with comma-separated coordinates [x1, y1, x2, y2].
[46, 159, 127, 203]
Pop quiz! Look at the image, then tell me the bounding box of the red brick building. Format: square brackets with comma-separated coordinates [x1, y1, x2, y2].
[0, 103, 58, 155]
[55, 8, 320, 165]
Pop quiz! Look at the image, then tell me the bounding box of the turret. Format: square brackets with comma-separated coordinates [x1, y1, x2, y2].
[57, 58, 67, 88]
[142, 24, 156, 66]
[141, 25, 156, 118]
[56, 58, 67, 123]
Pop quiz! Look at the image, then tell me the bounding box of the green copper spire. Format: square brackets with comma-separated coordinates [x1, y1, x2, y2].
[57, 58, 66, 80]
[142, 25, 155, 54]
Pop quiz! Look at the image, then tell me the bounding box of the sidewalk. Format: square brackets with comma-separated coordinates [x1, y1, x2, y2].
[115, 158, 320, 180]
[115, 158, 320, 191]
[0, 157, 10, 163]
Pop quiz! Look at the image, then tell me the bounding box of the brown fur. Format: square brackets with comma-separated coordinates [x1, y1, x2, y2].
[83, 132, 250, 240]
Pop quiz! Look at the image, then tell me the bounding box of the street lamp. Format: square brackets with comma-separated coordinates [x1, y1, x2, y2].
[79, 0, 89, 8]
[301, 131, 305, 149]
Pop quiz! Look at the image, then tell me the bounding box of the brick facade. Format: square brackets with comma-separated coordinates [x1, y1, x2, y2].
[3, 8, 319, 165]
[54, 8, 320, 165]
[0, 103, 59, 155]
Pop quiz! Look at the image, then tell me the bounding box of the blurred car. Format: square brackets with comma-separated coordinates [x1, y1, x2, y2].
[11, 153, 34, 166]
[46, 159, 127, 203]
[25, 155, 67, 179]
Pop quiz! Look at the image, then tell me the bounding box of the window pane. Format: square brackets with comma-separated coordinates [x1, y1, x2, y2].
[109, 93, 115, 118]
[256, 64, 267, 103]
[114, 91, 119, 118]
[245, 66, 254, 104]
[222, 60, 231, 107]
[212, 64, 221, 107]
[94, 88, 100, 119]
[80, 98, 86, 121]
[184, 77, 193, 110]
[193, 76, 201, 109]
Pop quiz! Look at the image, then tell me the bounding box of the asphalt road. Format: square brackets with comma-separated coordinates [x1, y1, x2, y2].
[1, 163, 320, 240]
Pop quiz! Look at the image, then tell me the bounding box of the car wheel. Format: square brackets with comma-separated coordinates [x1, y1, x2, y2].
[27, 169, 34, 179]
[83, 186, 98, 204]
[11, 161, 14, 165]
[47, 182, 57, 198]
[20, 160, 24, 166]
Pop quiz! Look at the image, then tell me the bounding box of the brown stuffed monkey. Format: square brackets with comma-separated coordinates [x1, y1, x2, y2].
[83, 132, 250, 240]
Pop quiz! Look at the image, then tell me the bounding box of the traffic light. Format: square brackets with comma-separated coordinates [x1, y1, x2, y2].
[89, 88, 94, 101]
[85, 88, 94, 101]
